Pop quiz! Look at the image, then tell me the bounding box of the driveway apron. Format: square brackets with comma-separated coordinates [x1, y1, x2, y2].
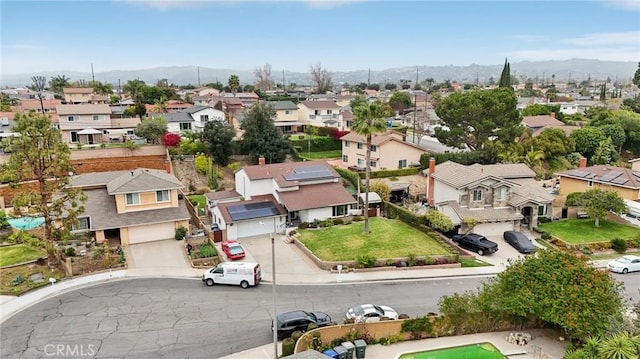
[126, 239, 190, 271]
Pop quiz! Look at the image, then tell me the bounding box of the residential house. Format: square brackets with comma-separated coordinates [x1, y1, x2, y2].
[521, 113, 578, 137]
[0, 112, 17, 139]
[631, 158, 640, 172]
[56, 104, 140, 144]
[340, 130, 427, 171]
[297, 100, 343, 129]
[341, 108, 353, 130]
[166, 100, 193, 112]
[63, 88, 94, 104]
[425, 160, 554, 236]
[223, 92, 259, 107]
[14, 99, 62, 114]
[557, 158, 640, 201]
[196, 88, 220, 97]
[209, 160, 356, 240]
[265, 101, 302, 133]
[150, 105, 224, 133]
[71, 168, 191, 245]
[335, 95, 356, 107]
[193, 95, 216, 106]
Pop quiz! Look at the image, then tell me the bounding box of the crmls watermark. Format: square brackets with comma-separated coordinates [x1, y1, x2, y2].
[44, 344, 97, 357]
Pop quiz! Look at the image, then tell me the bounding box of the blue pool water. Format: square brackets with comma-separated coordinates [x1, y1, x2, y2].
[7, 216, 45, 230]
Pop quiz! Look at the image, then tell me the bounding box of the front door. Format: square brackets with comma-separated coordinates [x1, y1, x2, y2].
[87, 134, 94, 144]
[521, 207, 532, 228]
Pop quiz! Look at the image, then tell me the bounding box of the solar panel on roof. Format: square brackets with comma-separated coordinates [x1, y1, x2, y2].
[611, 177, 629, 185]
[599, 171, 623, 182]
[585, 173, 597, 179]
[569, 170, 589, 178]
[227, 202, 279, 221]
[283, 165, 334, 181]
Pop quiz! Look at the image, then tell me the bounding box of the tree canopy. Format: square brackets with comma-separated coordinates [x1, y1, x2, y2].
[570, 127, 605, 162]
[565, 189, 626, 227]
[435, 88, 521, 151]
[388, 91, 413, 113]
[202, 120, 236, 166]
[134, 116, 167, 144]
[240, 102, 291, 164]
[309, 63, 333, 94]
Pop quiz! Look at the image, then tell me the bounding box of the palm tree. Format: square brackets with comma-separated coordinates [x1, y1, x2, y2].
[523, 146, 545, 170]
[49, 75, 71, 96]
[351, 101, 393, 234]
[153, 96, 168, 113]
[228, 75, 240, 97]
[598, 332, 640, 359]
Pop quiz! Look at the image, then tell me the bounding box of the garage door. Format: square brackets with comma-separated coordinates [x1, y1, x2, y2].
[473, 222, 514, 237]
[236, 220, 272, 239]
[128, 222, 176, 244]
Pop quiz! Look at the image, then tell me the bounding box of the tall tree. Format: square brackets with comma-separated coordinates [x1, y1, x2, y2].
[1, 113, 86, 263]
[28, 75, 47, 114]
[134, 116, 167, 144]
[123, 79, 147, 103]
[633, 62, 640, 87]
[254, 63, 275, 91]
[89, 81, 113, 95]
[388, 91, 413, 114]
[202, 120, 236, 166]
[351, 101, 393, 234]
[435, 88, 521, 150]
[498, 58, 512, 89]
[309, 63, 333, 94]
[591, 137, 618, 165]
[49, 75, 71, 96]
[570, 127, 606, 162]
[227, 75, 240, 96]
[240, 102, 291, 164]
[568, 189, 626, 227]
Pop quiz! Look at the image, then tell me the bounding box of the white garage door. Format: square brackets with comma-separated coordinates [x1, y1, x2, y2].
[128, 222, 176, 244]
[473, 222, 514, 237]
[236, 220, 272, 239]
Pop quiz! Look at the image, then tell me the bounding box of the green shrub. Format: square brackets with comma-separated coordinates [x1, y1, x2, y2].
[64, 247, 76, 257]
[407, 253, 417, 266]
[194, 153, 208, 174]
[226, 162, 241, 173]
[352, 216, 364, 222]
[10, 275, 25, 286]
[334, 166, 361, 189]
[332, 218, 344, 225]
[401, 316, 434, 340]
[92, 246, 105, 259]
[307, 323, 319, 331]
[199, 243, 216, 258]
[420, 150, 497, 169]
[291, 331, 303, 343]
[538, 216, 552, 224]
[541, 232, 551, 240]
[281, 338, 295, 356]
[610, 237, 628, 253]
[320, 219, 334, 228]
[356, 254, 376, 268]
[175, 226, 188, 240]
[299, 222, 310, 229]
[357, 167, 421, 179]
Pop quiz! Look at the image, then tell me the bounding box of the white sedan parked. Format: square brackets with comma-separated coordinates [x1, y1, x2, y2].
[608, 255, 640, 274]
[346, 304, 398, 323]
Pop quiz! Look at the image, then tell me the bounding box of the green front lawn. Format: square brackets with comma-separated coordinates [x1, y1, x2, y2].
[0, 244, 47, 267]
[298, 217, 452, 261]
[300, 150, 343, 160]
[539, 219, 640, 244]
[188, 195, 206, 215]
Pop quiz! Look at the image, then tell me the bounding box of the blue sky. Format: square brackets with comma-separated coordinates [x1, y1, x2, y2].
[1, 0, 638, 75]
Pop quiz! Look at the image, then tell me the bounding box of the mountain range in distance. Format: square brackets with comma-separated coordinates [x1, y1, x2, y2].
[1, 59, 637, 88]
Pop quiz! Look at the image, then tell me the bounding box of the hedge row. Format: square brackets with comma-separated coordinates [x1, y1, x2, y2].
[357, 167, 421, 179]
[290, 136, 342, 152]
[334, 166, 361, 189]
[419, 150, 497, 170]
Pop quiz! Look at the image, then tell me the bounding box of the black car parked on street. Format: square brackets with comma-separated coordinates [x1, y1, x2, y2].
[273, 310, 332, 340]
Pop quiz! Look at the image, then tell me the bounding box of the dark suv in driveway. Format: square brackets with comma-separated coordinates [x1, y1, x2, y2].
[452, 233, 499, 256]
[273, 310, 332, 340]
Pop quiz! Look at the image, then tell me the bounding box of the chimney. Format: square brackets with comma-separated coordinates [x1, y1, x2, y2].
[579, 157, 587, 168]
[258, 156, 265, 166]
[427, 157, 436, 206]
[550, 112, 556, 119]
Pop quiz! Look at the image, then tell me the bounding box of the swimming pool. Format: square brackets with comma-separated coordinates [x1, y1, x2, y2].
[7, 216, 45, 230]
[399, 342, 507, 359]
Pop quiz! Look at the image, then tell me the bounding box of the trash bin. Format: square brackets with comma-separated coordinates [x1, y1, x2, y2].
[333, 345, 347, 359]
[341, 341, 355, 359]
[354, 339, 367, 359]
[322, 349, 338, 359]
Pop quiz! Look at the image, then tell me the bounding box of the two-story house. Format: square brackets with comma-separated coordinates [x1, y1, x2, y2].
[265, 101, 301, 133]
[298, 100, 343, 129]
[14, 99, 62, 114]
[209, 159, 356, 240]
[150, 105, 224, 134]
[63, 88, 95, 104]
[340, 130, 428, 171]
[56, 104, 140, 144]
[425, 159, 553, 236]
[71, 168, 191, 245]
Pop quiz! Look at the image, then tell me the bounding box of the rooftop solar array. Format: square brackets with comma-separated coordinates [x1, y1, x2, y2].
[611, 177, 629, 185]
[599, 171, 623, 182]
[568, 170, 596, 179]
[227, 202, 279, 221]
[283, 165, 334, 181]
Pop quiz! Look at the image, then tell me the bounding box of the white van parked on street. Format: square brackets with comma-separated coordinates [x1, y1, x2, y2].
[202, 262, 261, 289]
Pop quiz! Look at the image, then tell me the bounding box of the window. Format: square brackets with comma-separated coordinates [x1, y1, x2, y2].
[285, 110, 292, 115]
[327, 109, 333, 115]
[538, 205, 547, 216]
[180, 123, 192, 130]
[126, 193, 140, 205]
[398, 159, 407, 169]
[357, 143, 364, 150]
[587, 180, 593, 187]
[156, 190, 169, 202]
[72, 217, 90, 231]
[370, 145, 377, 152]
[332, 205, 348, 217]
[496, 187, 507, 201]
[357, 158, 364, 167]
[370, 161, 377, 168]
[67, 116, 78, 122]
[70, 132, 79, 143]
[200, 115, 209, 122]
[345, 141, 350, 147]
[342, 155, 348, 162]
[93, 115, 103, 121]
[314, 110, 321, 115]
[472, 189, 482, 201]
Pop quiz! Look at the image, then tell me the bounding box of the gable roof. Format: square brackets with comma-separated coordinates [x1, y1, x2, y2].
[56, 104, 111, 115]
[468, 163, 536, 179]
[443, 200, 524, 222]
[521, 115, 564, 128]
[340, 130, 429, 153]
[150, 111, 193, 123]
[277, 182, 356, 211]
[557, 165, 640, 189]
[183, 105, 211, 114]
[531, 125, 579, 137]
[266, 101, 298, 111]
[299, 100, 340, 110]
[106, 168, 183, 194]
[18, 99, 61, 110]
[216, 195, 286, 223]
[242, 160, 341, 187]
[429, 161, 529, 189]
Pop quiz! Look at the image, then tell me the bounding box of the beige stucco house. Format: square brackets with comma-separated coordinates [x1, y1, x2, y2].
[56, 104, 140, 144]
[63, 87, 95, 104]
[339, 130, 427, 170]
[298, 100, 344, 129]
[557, 160, 640, 201]
[265, 100, 302, 133]
[71, 169, 190, 246]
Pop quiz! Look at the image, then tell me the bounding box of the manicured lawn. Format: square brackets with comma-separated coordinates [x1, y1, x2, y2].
[297, 217, 452, 261]
[188, 195, 206, 215]
[459, 258, 492, 267]
[0, 244, 47, 267]
[300, 150, 342, 160]
[589, 250, 640, 260]
[539, 219, 640, 244]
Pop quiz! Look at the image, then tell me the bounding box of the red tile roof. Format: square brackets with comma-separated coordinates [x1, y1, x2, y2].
[17, 99, 62, 111]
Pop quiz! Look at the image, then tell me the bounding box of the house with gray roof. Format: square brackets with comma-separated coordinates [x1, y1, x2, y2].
[424, 160, 554, 236]
[265, 101, 302, 133]
[150, 105, 224, 133]
[71, 168, 191, 245]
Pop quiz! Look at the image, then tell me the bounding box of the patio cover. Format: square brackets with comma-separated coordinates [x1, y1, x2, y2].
[77, 128, 102, 135]
[358, 192, 382, 204]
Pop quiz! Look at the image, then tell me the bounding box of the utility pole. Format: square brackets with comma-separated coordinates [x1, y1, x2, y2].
[282, 69, 286, 93]
[412, 67, 418, 144]
[367, 68, 371, 85]
[197, 66, 201, 87]
[542, 72, 545, 87]
[475, 72, 479, 87]
[91, 63, 95, 83]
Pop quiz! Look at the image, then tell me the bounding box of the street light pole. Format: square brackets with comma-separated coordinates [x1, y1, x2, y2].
[271, 232, 277, 359]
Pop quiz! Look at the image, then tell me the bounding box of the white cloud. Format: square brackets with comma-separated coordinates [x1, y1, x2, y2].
[601, 0, 640, 11]
[505, 47, 639, 62]
[565, 31, 640, 46]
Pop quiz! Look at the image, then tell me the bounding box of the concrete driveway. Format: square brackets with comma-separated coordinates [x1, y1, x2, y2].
[451, 235, 532, 267]
[126, 239, 191, 271]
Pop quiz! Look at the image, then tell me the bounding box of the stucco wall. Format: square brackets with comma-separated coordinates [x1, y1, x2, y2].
[294, 321, 409, 353]
[559, 177, 639, 200]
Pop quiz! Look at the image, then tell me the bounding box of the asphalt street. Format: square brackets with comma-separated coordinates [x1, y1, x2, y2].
[2, 275, 639, 359]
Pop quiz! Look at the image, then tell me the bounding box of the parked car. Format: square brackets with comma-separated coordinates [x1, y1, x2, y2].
[221, 240, 245, 260]
[608, 255, 640, 274]
[503, 231, 537, 254]
[273, 310, 332, 340]
[345, 304, 398, 323]
[451, 233, 498, 256]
